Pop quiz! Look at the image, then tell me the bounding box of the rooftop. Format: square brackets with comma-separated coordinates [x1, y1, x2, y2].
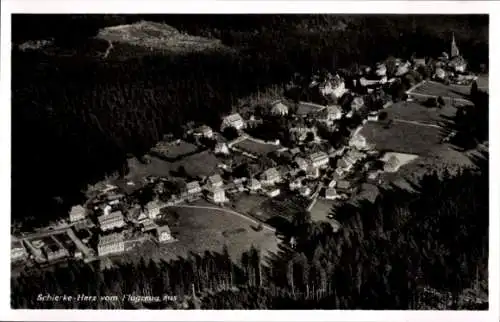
[98, 210, 124, 223]
[99, 232, 124, 245]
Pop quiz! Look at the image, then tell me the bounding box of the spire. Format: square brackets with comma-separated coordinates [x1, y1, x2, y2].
[451, 32, 459, 57]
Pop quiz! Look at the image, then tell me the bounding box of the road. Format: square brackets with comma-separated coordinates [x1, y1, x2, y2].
[167, 204, 276, 233]
[393, 118, 443, 129]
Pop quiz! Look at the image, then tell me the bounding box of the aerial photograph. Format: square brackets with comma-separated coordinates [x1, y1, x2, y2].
[10, 14, 488, 310]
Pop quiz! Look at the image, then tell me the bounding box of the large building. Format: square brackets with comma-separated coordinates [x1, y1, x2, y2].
[308, 151, 330, 168]
[221, 113, 245, 131]
[208, 187, 226, 204]
[69, 205, 86, 223]
[98, 210, 126, 231]
[11, 239, 27, 262]
[97, 233, 125, 257]
[185, 181, 202, 195]
[145, 200, 163, 220]
[260, 167, 281, 186]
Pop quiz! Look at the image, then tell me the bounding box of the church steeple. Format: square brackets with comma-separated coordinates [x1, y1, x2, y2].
[451, 32, 460, 58]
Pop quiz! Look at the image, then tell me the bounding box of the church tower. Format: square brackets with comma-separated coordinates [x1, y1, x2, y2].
[451, 32, 460, 58]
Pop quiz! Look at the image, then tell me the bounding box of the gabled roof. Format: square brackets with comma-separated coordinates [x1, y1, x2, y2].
[263, 167, 280, 178]
[223, 113, 243, 123]
[157, 225, 171, 234]
[208, 174, 223, 185]
[186, 181, 201, 190]
[99, 232, 124, 245]
[337, 180, 351, 190]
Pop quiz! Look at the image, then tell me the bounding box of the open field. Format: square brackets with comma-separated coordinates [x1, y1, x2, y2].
[113, 204, 279, 264]
[360, 121, 443, 156]
[126, 150, 219, 181]
[96, 20, 229, 56]
[310, 199, 336, 222]
[410, 81, 472, 101]
[151, 140, 199, 160]
[385, 101, 456, 126]
[233, 137, 280, 156]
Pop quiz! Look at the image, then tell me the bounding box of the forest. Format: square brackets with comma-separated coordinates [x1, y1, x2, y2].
[11, 15, 489, 227]
[11, 150, 489, 309]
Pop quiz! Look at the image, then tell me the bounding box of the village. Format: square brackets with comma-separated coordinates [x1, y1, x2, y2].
[11, 34, 487, 269]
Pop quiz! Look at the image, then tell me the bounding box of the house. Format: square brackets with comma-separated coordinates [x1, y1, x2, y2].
[351, 97, 364, 111]
[69, 205, 86, 223]
[334, 167, 345, 178]
[207, 174, 224, 188]
[308, 151, 330, 168]
[448, 56, 467, 73]
[299, 186, 312, 197]
[336, 180, 353, 194]
[318, 105, 342, 123]
[186, 181, 202, 195]
[384, 155, 400, 172]
[375, 63, 387, 77]
[434, 68, 446, 80]
[97, 233, 125, 257]
[156, 225, 173, 243]
[270, 100, 289, 116]
[221, 113, 245, 131]
[145, 200, 163, 220]
[319, 74, 347, 99]
[141, 218, 158, 232]
[290, 147, 301, 156]
[306, 164, 320, 179]
[194, 125, 213, 138]
[260, 167, 281, 186]
[294, 157, 309, 171]
[214, 142, 230, 155]
[247, 178, 262, 192]
[98, 210, 126, 231]
[367, 111, 379, 121]
[325, 188, 340, 200]
[413, 58, 426, 68]
[328, 179, 337, 188]
[208, 187, 226, 203]
[11, 239, 27, 262]
[266, 188, 281, 198]
[289, 179, 303, 191]
[367, 171, 380, 181]
[349, 133, 367, 150]
[336, 157, 353, 171]
[395, 62, 410, 76]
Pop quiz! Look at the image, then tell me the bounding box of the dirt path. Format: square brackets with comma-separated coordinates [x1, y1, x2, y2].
[393, 118, 443, 129]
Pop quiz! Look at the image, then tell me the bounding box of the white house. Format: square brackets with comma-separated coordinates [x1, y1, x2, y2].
[214, 142, 230, 155]
[11, 240, 27, 262]
[308, 151, 330, 168]
[328, 179, 337, 188]
[367, 111, 379, 121]
[349, 133, 367, 150]
[221, 113, 245, 131]
[266, 188, 280, 198]
[69, 205, 86, 223]
[434, 68, 446, 80]
[375, 63, 387, 77]
[299, 186, 312, 197]
[351, 97, 365, 111]
[97, 233, 125, 257]
[289, 179, 303, 191]
[207, 174, 224, 188]
[194, 125, 213, 138]
[294, 157, 309, 171]
[306, 164, 320, 179]
[98, 211, 126, 231]
[156, 225, 173, 243]
[186, 181, 202, 195]
[270, 101, 289, 116]
[318, 105, 342, 123]
[260, 167, 281, 186]
[208, 187, 226, 203]
[145, 200, 163, 220]
[247, 178, 262, 192]
[325, 188, 340, 200]
[319, 75, 347, 99]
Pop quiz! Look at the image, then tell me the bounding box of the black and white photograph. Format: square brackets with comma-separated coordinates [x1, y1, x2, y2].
[2, 0, 498, 320]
